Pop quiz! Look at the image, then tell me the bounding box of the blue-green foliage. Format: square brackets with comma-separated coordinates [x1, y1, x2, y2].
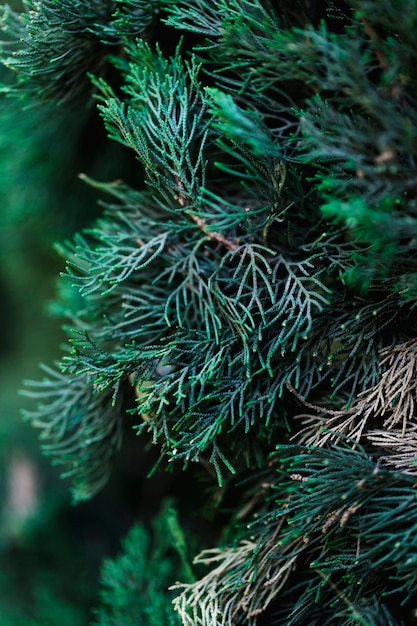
[0, 0, 158, 103]
[3, 0, 417, 624]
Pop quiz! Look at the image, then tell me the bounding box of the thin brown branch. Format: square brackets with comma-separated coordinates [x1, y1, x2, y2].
[175, 177, 240, 251]
[188, 212, 240, 251]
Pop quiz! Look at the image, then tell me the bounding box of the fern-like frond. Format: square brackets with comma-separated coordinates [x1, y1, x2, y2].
[367, 428, 417, 477]
[64, 222, 168, 297]
[296, 337, 417, 447]
[94, 501, 194, 625]
[21, 364, 123, 502]
[0, 0, 114, 103]
[99, 0, 157, 43]
[173, 538, 299, 626]
[94, 41, 209, 207]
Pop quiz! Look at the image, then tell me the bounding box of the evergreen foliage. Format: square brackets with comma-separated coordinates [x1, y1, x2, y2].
[93, 502, 193, 626]
[2, 0, 417, 623]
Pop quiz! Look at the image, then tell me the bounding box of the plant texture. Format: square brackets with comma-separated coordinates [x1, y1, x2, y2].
[2, 0, 417, 623]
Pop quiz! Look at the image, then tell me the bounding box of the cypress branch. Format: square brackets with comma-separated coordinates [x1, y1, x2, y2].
[3, 0, 417, 623]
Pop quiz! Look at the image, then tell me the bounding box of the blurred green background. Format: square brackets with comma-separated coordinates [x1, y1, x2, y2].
[0, 10, 140, 620]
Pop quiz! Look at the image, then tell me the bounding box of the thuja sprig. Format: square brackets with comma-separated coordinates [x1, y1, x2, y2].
[22, 363, 124, 502]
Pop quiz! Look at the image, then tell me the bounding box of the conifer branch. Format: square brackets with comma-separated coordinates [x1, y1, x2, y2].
[295, 338, 417, 448]
[3, 0, 417, 622]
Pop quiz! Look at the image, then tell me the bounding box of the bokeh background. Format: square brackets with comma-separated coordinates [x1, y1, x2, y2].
[0, 3, 144, 621]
